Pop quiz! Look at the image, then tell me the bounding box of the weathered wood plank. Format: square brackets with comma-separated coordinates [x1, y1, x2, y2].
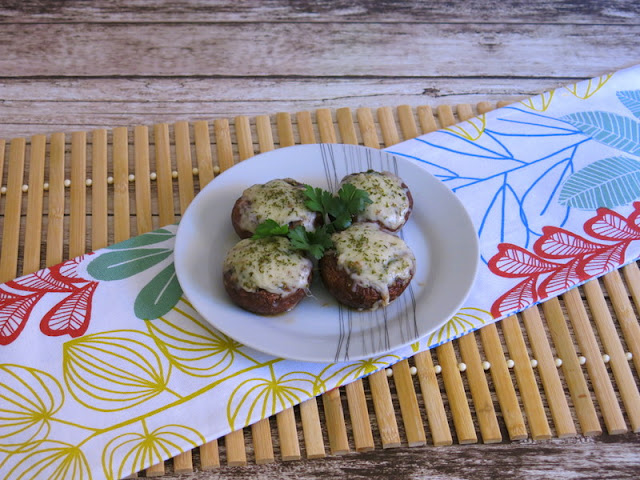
[141, 434, 640, 480]
[0, 76, 590, 139]
[1, 0, 638, 25]
[1, 24, 637, 78]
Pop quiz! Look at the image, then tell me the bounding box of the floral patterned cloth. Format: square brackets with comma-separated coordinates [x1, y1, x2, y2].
[1, 64, 640, 479]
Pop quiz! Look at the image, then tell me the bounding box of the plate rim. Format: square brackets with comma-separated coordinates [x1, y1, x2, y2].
[174, 143, 480, 362]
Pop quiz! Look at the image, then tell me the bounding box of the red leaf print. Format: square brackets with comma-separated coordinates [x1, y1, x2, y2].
[0, 293, 44, 345]
[50, 255, 91, 285]
[537, 258, 585, 298]
[6, 269, 74, 293]
[488, 244, 559, 278]
[626, 202, 640, 232]
[491, 276, 539, 318]
[584, 208, 640, 241]
[579, 242, 630, 278]
[40, 282, 98, 338]
[0, 288, 24, 302]
[534, 227, 605, 259]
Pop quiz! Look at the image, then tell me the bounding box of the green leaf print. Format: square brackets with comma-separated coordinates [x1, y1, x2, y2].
[106, 229, 175, 250]
[87, 248, 172, 280]
[134, 262, 183, 320]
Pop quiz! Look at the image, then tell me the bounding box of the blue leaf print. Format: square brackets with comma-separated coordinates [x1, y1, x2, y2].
[519, 154, 573, 235]
[561, 111, 640, 156]
[617, 90, 640, 121]
[558, 156, 640, 209]
[474, 176, 529, 263]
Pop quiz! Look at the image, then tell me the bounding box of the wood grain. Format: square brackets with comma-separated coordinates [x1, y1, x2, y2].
[131, 434, 640, 480]
[3, 0, 639, 24]
[2, 24, 637, 78]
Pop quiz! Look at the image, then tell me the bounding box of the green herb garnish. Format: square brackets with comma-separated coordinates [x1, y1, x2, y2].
[251, 219, 290, 239]
[337, 183, 373, 216]
[303, 183, 371, 231]
[288, 225, 334, 259]
[251, 182, 371, 259]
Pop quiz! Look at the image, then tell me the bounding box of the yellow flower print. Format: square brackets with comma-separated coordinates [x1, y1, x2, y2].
[315, 354, 401, 390]
[227, 365, 316, 430]
[0, 364, 64, 454]
[146, 300, 256, 378]
[565, 74, 613, 100]
[520, 91, 555, 111]
[101, 421, 204, 480]
[0, 440, 90, 480]
[427, 307, 492, 346]
[444, 115, 486, 141]
[62, 330, 175, 412]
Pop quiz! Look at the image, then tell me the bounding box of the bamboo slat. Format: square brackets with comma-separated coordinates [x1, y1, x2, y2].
[0, 138, 25, 282]
[91, 129, 108, 250]
[368, 370, 402, 448]
[153, 124, 175, 227]
[299, 398, 326, 459]
[22, 135, 46, 275]
[174, 121, 195, 215]
[68, 132, 87, 258]
[45, 133, 65, 267]
[322, 388, 350, 455]
[134, 126, 153, 235]
[112, 127, 130, 243]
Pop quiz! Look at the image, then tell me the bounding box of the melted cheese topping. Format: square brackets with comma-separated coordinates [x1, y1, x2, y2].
[341, 171, 410, 231]
[237, 178, 317, 234]
[224, 237, 312, 296]
[332, 223, 415, 305]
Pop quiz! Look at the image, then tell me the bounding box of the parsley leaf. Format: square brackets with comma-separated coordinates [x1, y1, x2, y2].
[251, 180, 372, 260]
[303, 185, 335, 217]
[288, 225, 334, 259]
[251, 219, 289, 239]
[303, 182, 371, 232]
[338, 183, 373, 216]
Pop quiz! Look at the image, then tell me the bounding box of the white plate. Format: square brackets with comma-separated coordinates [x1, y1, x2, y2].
[174, 144, 479, 363]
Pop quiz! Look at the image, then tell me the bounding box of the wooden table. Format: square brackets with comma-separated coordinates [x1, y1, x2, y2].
[1, 1, 639, 478]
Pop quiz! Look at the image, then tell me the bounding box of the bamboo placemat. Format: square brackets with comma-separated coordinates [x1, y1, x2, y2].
[1, 102, 639, 478]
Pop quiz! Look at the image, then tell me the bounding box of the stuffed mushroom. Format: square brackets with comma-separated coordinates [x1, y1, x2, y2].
[319, 223, 415, 310]
[231, 178, 319, 238]
[223, 236, 313, 315]
[339, 170, 413, 232]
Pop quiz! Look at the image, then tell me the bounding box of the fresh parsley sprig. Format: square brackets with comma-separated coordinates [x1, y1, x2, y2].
[252, 219, 289, 238]
[303, 183, 372, 232]
[251, 183, 371, 259]
[288, 225, 334, 259]
[252, 222, 333, 259]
